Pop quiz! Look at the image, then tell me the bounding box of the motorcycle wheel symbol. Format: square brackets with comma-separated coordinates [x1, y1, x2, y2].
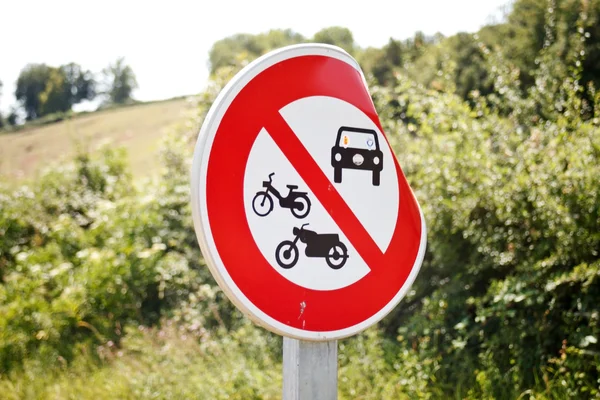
[325, 243, 348, 269]
[275, 240, 299, 269]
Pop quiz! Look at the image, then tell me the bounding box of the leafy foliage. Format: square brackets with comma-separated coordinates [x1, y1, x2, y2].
[101, 57, 138, 105]
[208, 29, 307, 75]
[368, 13, 600, 393]
[313, 26, 356, 54]
[15, 64, 52, 120]
[14, 63, 95, 121]
[0, 141, 207, 372]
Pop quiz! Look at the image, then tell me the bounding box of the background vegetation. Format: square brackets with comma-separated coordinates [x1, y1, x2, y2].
[0, 0, 599, 398]
[1, 57, 138, 128]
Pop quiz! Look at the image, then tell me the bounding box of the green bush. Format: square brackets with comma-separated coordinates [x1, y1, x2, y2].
[0, 143, 210, 373]
[370, 39, 600, 397]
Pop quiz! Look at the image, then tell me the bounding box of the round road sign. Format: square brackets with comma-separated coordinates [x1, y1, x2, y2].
[190, 43, 426, 341]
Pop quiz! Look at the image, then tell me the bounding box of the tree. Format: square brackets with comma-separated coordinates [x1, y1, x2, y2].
[261, 29, 305, 51]
[209, 33, 265, 74]
[360, 38, 406, 85]
[38, 63, 95, 115]
[208, 29, 306, 74]
[448, 32, 494, 100]
[61, 63, 96, 107]
[385, 38, 404, 66]
[15, 63, 96, 120]
[102, 57, 138, 105]
[313, 27, 355, 54]
[15, 64, 52, 120]
[356, 46, 385, 79]
[6, 108, 19, 126]
[38, 67, 69, 115]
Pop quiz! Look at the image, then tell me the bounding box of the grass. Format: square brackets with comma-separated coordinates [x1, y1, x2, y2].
[0, 322, 283, 400]
[0, 98, 196, 183]
[0, 322, 575, 400]
[0, 321, 421, 400]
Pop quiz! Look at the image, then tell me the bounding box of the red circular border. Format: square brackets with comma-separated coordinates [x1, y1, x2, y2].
[206, 55, 422, 332]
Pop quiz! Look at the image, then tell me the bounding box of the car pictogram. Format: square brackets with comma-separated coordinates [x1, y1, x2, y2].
[330, 126, 383, 186]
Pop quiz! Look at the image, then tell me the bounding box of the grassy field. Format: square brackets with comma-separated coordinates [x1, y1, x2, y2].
[0, 98, 195, 182]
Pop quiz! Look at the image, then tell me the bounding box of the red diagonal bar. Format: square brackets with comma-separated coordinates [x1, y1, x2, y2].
[265, 112, 385, 271]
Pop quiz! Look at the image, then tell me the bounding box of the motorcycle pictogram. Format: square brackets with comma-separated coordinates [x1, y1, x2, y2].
[252, 173, 311, 219]
[275, 223, 349, 270]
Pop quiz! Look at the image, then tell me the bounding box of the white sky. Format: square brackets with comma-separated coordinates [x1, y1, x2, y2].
[0, 0, 510, 114]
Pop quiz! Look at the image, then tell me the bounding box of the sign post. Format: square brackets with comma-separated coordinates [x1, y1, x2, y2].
[283, 338, 337, 400]
[190, 43, 426, 398]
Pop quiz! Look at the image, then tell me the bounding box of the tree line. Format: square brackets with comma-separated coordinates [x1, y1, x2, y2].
[207, 0, 600, 122]
[4, 0, 597, 129]
[0, 57, 138, 128]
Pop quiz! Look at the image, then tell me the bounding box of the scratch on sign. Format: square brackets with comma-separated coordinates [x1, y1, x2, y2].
[298, 301, 306, 320]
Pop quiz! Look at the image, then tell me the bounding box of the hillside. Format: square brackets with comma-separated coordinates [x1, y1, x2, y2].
[0, 98, 195, 182]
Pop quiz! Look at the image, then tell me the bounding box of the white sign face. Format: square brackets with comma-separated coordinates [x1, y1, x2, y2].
[243, 96, 400, 291]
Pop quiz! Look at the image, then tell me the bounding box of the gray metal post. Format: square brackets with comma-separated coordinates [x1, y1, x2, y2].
[283, 337, 338, 400]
